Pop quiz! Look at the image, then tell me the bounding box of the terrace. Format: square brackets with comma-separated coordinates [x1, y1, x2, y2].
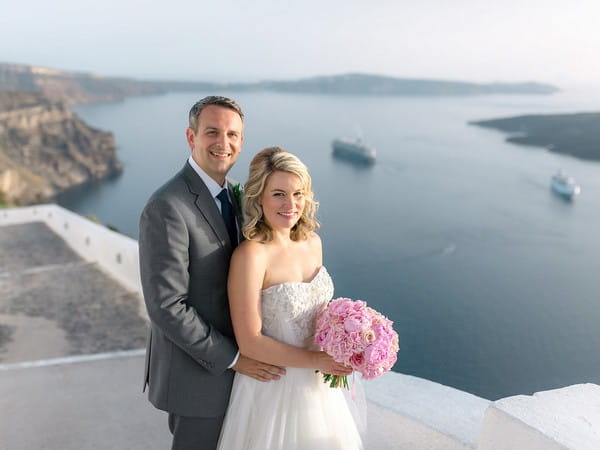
[0, 204, 597, 449]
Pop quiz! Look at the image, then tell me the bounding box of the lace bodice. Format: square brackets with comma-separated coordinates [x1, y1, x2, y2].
[261, 266, 333, 347]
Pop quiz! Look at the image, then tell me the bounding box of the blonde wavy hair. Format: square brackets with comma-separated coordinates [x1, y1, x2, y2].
[242, 147, 319, 242]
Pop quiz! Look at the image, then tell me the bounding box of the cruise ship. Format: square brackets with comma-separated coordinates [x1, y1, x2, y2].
[551, 170, 581, 200]
[332, 138, 376, 164]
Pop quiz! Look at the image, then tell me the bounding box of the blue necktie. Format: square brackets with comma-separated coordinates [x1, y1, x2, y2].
[217, 188, 237, 247]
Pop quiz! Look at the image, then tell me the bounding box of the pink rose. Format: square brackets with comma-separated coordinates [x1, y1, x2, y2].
[349, 352, 366, 370]
[361, 329, 376, 345]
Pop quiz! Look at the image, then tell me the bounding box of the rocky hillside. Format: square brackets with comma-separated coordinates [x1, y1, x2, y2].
[0, 63, 166, 104]
[0, 91, 122, 205]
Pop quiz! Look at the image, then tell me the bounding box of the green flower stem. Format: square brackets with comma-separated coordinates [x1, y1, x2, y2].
[317, 372, 349, 389]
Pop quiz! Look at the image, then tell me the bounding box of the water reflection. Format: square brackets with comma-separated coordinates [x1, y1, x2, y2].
[331, 152, 375, 168]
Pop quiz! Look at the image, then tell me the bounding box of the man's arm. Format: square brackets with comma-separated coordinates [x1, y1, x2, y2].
[139, 197, 237, 375]
[232, 354, 285, 381]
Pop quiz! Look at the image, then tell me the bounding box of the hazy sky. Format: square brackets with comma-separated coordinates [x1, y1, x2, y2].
[2, 0, 599, 86]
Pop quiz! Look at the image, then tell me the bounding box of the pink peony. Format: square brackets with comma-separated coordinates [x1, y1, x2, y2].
[364, 342, 390, 366]
[314, 327, 329, 347]
[344, 312, 371, 333]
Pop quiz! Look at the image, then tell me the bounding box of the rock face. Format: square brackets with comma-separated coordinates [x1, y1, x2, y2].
[0, 91, 122, 205]
[0, 63, 164, 104]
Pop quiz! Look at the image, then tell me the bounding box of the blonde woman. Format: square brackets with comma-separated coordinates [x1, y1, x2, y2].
[217, 147, 363, 449]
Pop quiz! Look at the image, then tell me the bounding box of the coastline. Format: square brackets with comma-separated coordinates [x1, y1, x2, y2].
[471, 112, 600, 162]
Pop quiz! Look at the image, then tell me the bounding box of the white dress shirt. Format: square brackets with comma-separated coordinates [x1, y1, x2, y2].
[188, 155, 231, 211]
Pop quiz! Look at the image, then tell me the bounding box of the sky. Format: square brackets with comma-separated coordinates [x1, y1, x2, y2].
[1, 0, 600, 86]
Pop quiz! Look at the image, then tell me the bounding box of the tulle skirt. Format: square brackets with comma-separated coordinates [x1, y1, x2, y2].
[217, 367, 364, 450]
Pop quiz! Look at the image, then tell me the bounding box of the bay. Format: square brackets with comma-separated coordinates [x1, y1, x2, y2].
[59, 88, 600, 400]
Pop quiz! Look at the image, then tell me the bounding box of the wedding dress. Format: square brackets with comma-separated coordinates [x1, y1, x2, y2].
[217, 266, 364, 450]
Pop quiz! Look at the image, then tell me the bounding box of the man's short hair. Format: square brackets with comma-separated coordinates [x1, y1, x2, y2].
[188, 96, 244, 132]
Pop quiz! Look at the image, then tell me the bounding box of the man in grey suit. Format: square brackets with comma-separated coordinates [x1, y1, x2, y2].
[139, 96, 284, 450]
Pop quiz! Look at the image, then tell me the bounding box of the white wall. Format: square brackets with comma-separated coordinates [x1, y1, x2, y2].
[478, 406, 565, 450]
[366, 371, 490, 448]
[478, 383, 600, 449]
[1, 204, 142, 297]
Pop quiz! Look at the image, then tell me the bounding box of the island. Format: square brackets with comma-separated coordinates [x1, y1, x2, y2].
[235, 73, 558, 96]
[1, 63, 559, 104]
[0, 91, 122, 205]
[471, 113, 600, 162]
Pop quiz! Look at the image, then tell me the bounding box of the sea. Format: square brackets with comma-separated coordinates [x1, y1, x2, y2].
[58, 87, 600, 400]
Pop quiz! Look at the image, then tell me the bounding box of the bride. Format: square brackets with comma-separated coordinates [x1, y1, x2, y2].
[217, 147, 364, 449]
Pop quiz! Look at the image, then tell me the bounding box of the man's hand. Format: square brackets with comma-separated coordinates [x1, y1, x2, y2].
[232, 355, 286, 382]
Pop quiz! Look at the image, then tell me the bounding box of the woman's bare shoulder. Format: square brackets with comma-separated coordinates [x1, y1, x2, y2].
[232, 239, 268, 264]
[229, 240, 270, 290]
[304, 232, 323, 264]
[307, 232, 322, 249]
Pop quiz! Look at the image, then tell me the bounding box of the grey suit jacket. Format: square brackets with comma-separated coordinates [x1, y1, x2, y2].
[139, 162, 241, 417]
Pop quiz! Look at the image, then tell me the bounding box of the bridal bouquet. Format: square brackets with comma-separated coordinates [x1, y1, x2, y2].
[314, 297, 400, 388]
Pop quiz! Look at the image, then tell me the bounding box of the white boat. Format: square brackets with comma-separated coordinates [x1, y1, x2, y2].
[332, 138, 376, 164]
[551, 170, 581, 200]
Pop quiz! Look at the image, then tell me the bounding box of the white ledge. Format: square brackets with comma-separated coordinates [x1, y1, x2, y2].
[479, 383, 600, 449]
[366, 371, 491, 448]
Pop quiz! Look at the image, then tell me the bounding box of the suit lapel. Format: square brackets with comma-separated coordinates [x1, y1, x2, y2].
[182, 162, 231, 247]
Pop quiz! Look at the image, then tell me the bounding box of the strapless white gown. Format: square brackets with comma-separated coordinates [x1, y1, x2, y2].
[217, 266, 364, 450]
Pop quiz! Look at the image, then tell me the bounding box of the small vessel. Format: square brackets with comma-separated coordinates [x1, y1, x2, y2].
[551, 170, 581, 200]
[332, 138, 376, 164]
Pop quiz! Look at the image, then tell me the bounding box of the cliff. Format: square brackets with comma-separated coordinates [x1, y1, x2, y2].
[0, 63, 166, 104]
[471, 112, 600, 161]
[0, 91, 122, 205]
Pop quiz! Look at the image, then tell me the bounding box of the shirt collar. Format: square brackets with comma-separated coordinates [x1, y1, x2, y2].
[188, 155, 227, 199]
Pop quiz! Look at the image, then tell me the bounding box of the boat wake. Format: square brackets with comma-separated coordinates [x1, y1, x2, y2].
[440, 243, 457, 256]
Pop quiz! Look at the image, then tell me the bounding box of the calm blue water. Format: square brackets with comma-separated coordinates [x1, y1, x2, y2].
[60, 89, 600, 400]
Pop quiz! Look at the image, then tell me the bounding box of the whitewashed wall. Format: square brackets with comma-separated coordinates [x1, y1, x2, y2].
[366, 371, 490, 448]
[478, 384, 600, 449]
[1, 204, 142, 297]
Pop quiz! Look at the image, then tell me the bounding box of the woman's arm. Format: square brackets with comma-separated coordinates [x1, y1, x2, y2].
[228, 243, 350, 375]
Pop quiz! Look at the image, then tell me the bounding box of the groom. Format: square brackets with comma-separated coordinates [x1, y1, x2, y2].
[139, 96, 284, 450]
